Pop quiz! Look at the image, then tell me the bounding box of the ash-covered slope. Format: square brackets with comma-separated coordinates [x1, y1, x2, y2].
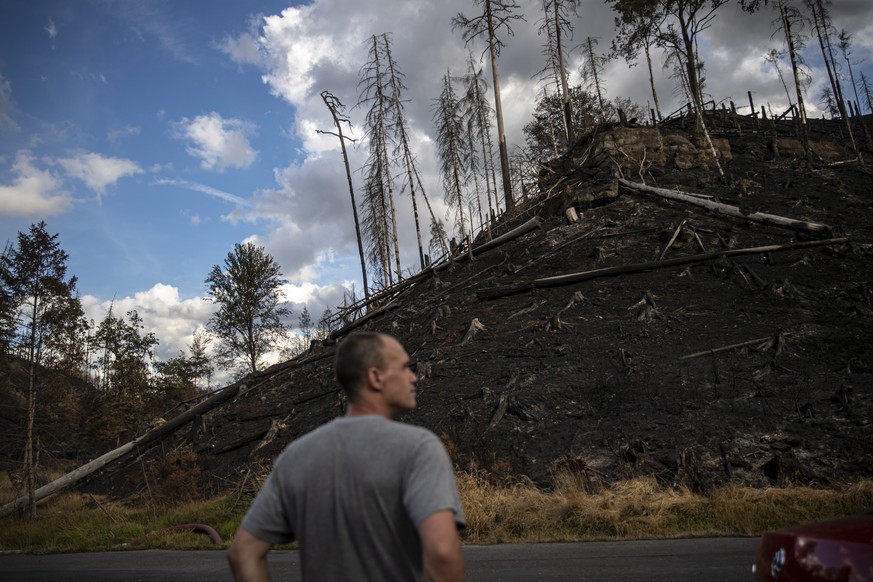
[104, 115, 873, 499]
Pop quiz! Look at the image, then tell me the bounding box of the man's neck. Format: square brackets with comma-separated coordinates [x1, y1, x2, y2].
[345, 400, 392, 419]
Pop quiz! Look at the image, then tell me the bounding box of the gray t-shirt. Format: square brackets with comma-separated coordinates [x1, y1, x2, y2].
[241, 415, 466, 582]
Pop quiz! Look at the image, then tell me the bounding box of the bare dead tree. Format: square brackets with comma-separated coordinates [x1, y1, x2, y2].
[765, 48, 795, 109]
[382, 33, 427, 270]
[536, 0, 578, 149]
[433, 71, 470, 253]
[317, 91, 369, 300]
[360, 155, 393, 288]
[582, 37, 608, 121]
[859, 71, 873, 115]
[358, 34, 402, 284]
[460, 54, 500, 224]
[453, 0, 526, 212]
[838, 30, 861, 111]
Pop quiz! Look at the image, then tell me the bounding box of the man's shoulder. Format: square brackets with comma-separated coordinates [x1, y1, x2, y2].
[285, 416, 438, 451]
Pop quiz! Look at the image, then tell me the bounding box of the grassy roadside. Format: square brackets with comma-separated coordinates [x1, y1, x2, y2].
[1, 471, 871, 554]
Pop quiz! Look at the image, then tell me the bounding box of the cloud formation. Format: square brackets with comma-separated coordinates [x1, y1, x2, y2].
[0, 151, 71, 217]
[56, 151, 143, 198]
[174, 112, 258, 171]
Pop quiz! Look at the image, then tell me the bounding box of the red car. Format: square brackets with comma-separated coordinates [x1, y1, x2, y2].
[753, 513, 873, 581]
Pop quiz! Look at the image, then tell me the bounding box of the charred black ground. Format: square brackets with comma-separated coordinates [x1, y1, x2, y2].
[68, 113, 873, 499]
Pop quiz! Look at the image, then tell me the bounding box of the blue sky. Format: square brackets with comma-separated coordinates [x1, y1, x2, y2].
[2, 0, 871, 371]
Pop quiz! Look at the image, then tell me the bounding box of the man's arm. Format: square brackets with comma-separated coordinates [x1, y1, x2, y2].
[227, 526, 273, 582]
[418, 510, 465, 582]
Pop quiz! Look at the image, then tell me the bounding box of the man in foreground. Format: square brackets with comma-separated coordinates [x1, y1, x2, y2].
[228, 331, 466, 581]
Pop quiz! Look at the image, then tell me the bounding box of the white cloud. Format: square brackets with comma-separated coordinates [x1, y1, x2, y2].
[107, 124, 140, 142]
[45, 18, 58, 40]
[56, 151, 143, 198]
[174, 112, 258, 171]
[82, 284, 216, 368]
[0, 151, 71, 217]
[216, 15, 266, 68]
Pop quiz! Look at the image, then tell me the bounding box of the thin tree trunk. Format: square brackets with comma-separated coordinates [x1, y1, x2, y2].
[645, 42, 662, 122]
[320, 92, 370, 299]
[554, 0, 574, 148]
[384, 37, 426, 271]
[780, 1, 812, 163]
[586, 37, 607, 120]
[486, 0, 514, 211]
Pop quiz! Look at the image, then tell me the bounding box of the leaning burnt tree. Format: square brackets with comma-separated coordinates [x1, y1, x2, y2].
[453, 0, 525, 212]
[317, 91, 370, 300]
[582, 37, 609, 121]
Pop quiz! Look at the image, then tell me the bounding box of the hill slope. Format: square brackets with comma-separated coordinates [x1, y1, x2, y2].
[98, 114, 873, 499]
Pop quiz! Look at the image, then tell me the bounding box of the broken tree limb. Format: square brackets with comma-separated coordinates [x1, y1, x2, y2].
[679, 333, 789, 360]
[617, 178, 832, 238]
[477, 237, 848, 301]
[658, 220, 688, 260]
[0, 383, 242, 518]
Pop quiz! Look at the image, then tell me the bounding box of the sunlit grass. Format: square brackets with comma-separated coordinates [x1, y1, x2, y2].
[1, 469, 870, 553]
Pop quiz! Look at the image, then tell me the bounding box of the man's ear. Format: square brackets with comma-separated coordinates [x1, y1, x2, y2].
[366, 366, 382, 391]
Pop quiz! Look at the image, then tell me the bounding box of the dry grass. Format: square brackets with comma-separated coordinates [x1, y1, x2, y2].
[1, 469, 871, 553]
[458, 471, 873, 544]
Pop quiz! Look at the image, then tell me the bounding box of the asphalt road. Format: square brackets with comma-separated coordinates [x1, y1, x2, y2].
[0, 537, 759, 581]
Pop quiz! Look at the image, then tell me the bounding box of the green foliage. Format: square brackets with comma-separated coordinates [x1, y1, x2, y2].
[1, 222, 81, 365]
[205, 242, 290, 375]
[92, 309, 158, 393]
[523, 86, 602, 160]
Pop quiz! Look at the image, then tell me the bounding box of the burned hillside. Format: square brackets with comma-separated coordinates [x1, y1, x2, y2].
[92, 113, 873, 501]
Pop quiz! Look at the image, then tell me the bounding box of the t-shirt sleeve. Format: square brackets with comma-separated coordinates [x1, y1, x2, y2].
[403, 433, 467, 530]
[240, 465, 296, 545]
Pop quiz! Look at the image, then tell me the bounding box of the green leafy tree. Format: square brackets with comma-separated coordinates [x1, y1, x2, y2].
[610, 0, 663, 121]
[609, 0, 728, 110]
[1, 221, 80, 518]
[205, 242, 291, 375]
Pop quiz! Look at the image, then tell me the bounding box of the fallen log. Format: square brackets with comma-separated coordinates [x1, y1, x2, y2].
[477, 237, 848, 301]
[0, 383, 242, 518]
[617, 178, 831, 238]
